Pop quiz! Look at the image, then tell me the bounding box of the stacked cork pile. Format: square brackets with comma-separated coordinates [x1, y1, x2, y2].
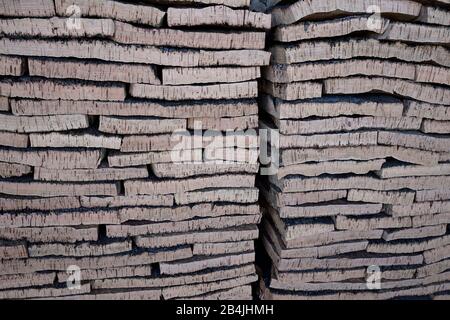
[0, 0, 271, 300]
[257, 0, 450, 299]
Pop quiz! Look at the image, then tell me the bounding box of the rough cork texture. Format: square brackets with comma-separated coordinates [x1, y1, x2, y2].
[260, 0, 450, 301]
[2, 0, 449, 301]
[54, 0, 165, 27]
[0, 0, 266, 300]
[113, 21, 266, 50]
[167, 6, 271, 29]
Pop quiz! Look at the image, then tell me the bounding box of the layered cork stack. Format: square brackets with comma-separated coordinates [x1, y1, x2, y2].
[256, 0, 450, 300]
[0, 0, 271, 300]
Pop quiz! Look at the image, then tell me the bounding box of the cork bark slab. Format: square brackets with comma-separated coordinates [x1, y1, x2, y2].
[124, 174, 255, 195]
[271, 39, 449, 67]
[378, 131, 450, 152]
[267, 237, 369, 260]
[0, 284, 91, 299]
[34, 166, 149, 182]
[0, 39, 271, 67]
[0, 196, 81, 212]
[263, 189, 347, 207]
[0, 79, 126, 101]
[347, 189, 415, 205]
[264, 283, 450, 300]
[424, 245, 450, 264]
[98, 116, 186, 135]
[28, 241, 132, 258]
[262, 96, 404, 119]
[163, 67, 260, 85]
[120, 134, 180, 153]
[281, 145, 438, 167]
[263, 81, 322, 101]
[152, 163, 259, 179]
[269, 278, 433, 292]
[167, 6, 271, 29]
[0, 96, 8, 111]
[277, 159, 385, 178]
[0, 181, 119, 197]
[160, 252, 255, 275]
[183, 285, 252, 300]
[377, 163, 450, 179]
[274, 16, 390, 42]
[413, 213, 450, 228]
[0, 242, 28, 260]
[11, 99, 258, 118]
[135, 226, 258, 248]
[37, 290, 162, 300]
[405, 101, 450, 120]
[367, 235, 450, 254]
[175, 188, 259, 205]
[416, 65, 450, 86]
[30, 132, 121, 150]
[163, 275, 257, 300]
[108, 151, 174, 167]
[0, 248, 192, 275]
[265, 59, 416, 83]
[275, 132, 379, 149]
[379, 22, 450, 45]
[91, 264, 255, 291]
[0, 162, 32, 178]
[80, 194, 174, 208]
[0, 148, 103, 169]
[421, 119, 450, 134]
[416, 189, 450, 202]
[324, 76, 450, 105]
[151, 0, 250, 7]
[274, 268, 366, 284]
[0, 56, 25, 76]
[278, 203, 382, 219]
[265, 210, 334, 241]
[113, 21, 266, 50]
[56, 265, 152, 282]
[382, 225, 447, 242]
[0, 131, 29, 148]
[386, 201, 450, 217]
[130, 82, 258, 101]
[0, 273, 56, 290]
[193, 240, 255, 256]
[0, 0, 56, 17]
[277, 116, 421, 135]
[0, 18, 115, 38]
[335, 216, 412, 231]
[54, 0, 165, 27]
[115, 204, 259, 224]
[283, 228, 383, 249]
[0, 114, 89, 133]
[0, 209, 123, 228]
[275, 253, 423, 272]
[271, 0, 422, 26]
[272, 175, 450, 193]
[417, 6, 450, 26]
[0, 226, 98, 243]
[187, 115, 258, 130]
[106, 215, 260, 237]
[28, 58, 161, 84]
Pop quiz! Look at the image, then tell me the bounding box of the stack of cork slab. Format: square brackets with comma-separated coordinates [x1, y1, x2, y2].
[257, 0, 450, 300]
[0, 0, 270, 300]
